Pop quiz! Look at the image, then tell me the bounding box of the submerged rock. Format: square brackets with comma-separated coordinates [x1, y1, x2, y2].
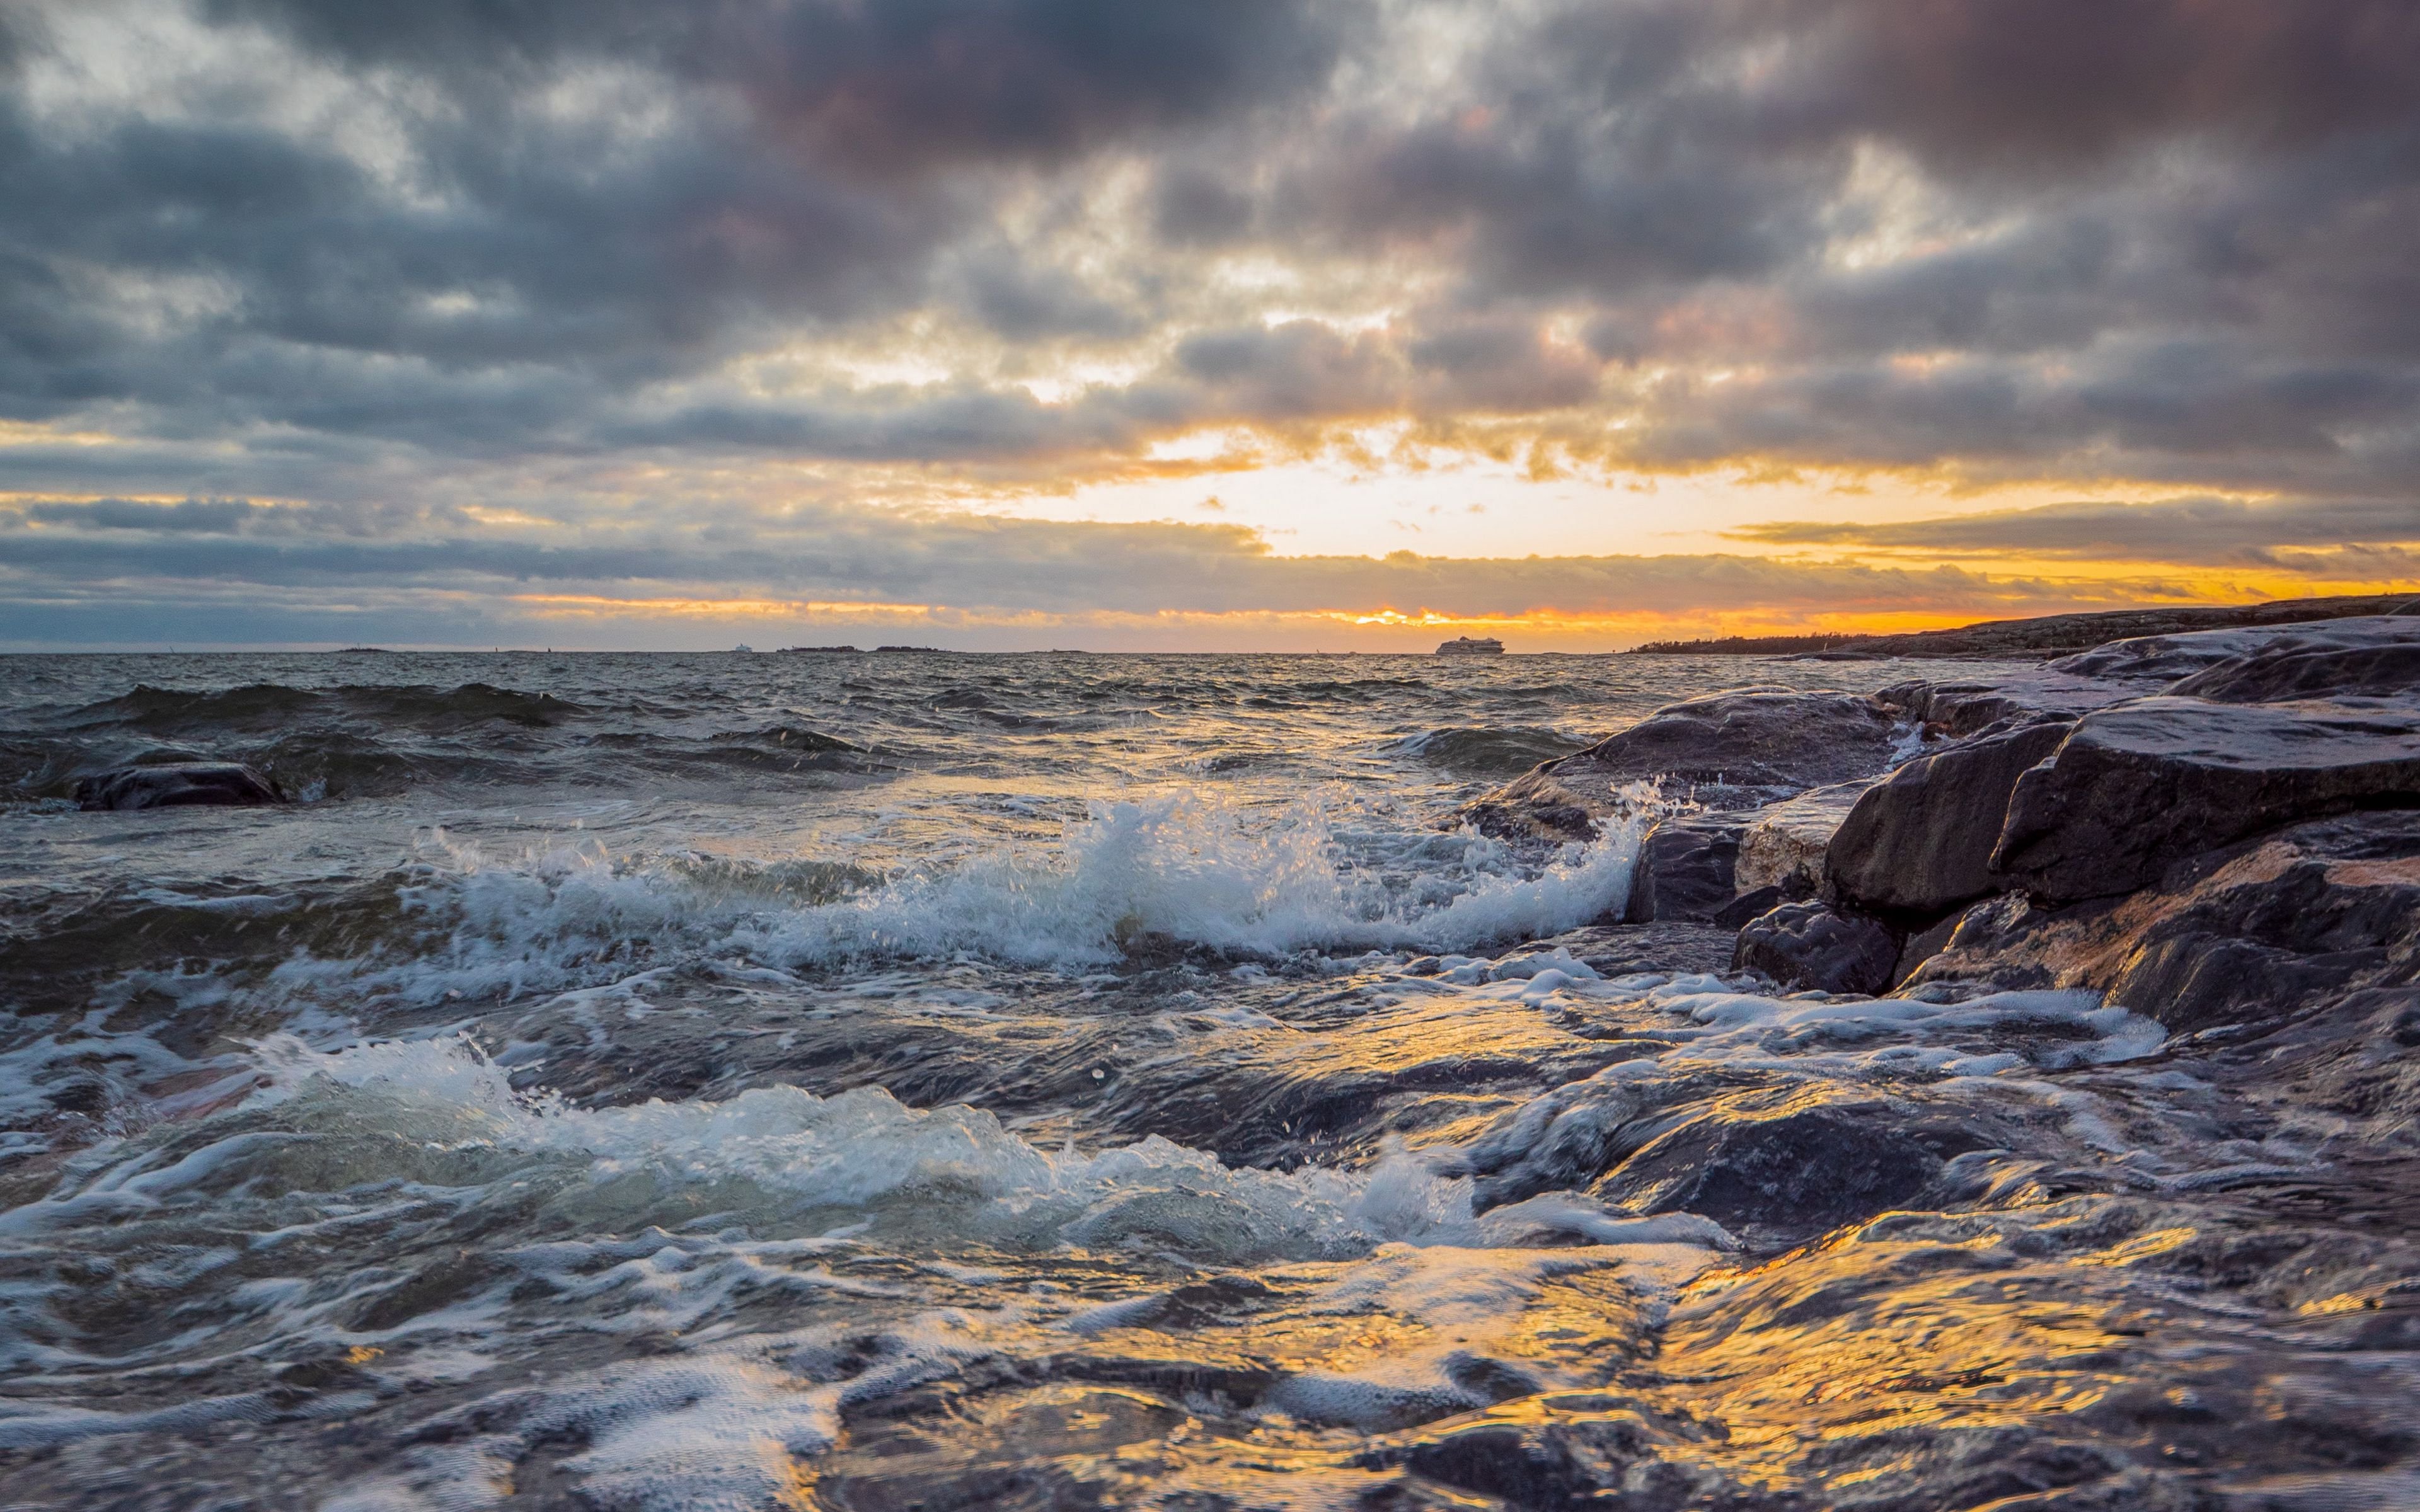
[1991, 696, 2420, 904]
[1826, 718, 2073, 919]
[1394, 1407, 1725, 1512]
[1731, 899, 1899, 995]
[1597, 1085, 1974, 1243]
[74, 762, 287, 810]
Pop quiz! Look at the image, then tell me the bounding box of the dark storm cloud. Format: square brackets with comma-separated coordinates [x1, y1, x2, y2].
[1731, 495, 2420, 566]
[210, 0, 1353, 171]
[1766, 0, 2420, 173]
[1614, 346, 2420, 481]
[25, 496, 260, 532]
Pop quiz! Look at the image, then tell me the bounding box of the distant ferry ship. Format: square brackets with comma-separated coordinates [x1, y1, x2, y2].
[1435, 636, 1506, 655]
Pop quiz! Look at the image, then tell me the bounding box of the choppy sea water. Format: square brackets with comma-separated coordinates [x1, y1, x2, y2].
[3, 651, 2416, 1511]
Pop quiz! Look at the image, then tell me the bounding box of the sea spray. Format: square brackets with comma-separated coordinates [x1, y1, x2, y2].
[255, 788, 1659, 1019]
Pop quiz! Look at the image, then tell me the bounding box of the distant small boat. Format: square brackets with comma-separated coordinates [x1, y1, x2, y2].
[734, 644, 754, 653]
[1435, 636, 1506, 656]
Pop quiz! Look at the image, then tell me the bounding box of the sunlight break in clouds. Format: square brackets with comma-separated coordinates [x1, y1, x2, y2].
[3, 0, 2418, 647]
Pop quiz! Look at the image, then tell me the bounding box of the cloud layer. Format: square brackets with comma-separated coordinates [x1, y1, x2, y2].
[4, 0, 2417, 644]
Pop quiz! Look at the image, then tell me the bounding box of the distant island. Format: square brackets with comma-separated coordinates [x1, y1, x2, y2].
[778, 644, 862, 653]
[1628, 633, 1860, 655]
[1629, 592, 2420, 660]
[1436, 636, 1506, 655]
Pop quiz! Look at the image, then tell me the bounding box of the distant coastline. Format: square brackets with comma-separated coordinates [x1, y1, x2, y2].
[1627, 591, 2420, 660]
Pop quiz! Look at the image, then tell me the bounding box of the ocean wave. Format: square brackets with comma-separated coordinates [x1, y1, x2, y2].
[257, 790, 1650, 1011]
[62, 682, 584, 735]
[1382, 724, 1581, 775]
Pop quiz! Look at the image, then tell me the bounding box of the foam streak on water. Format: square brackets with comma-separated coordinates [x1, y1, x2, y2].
[4, 650, 2417, 1510]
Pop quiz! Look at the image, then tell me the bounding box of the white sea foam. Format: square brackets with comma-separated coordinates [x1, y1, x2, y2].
[233, 1036, 1694, 1265]
[265, 789, 1650, 1012]
[737, 788, 1650, 963]
[1640, 982, 2167, 1077]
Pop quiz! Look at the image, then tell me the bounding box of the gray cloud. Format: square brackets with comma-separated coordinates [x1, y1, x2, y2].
[209, 0, 1356, 171]
[25, 496, 260, 532]
[1768, 0, 2420, 173]
[1729, 495, 2420, 565]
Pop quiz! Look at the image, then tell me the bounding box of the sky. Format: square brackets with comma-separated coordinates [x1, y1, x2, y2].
[3, 0, 2417, 651]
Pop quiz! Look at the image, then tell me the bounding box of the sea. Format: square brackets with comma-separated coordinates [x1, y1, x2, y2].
[2, 650, 2411, 1509]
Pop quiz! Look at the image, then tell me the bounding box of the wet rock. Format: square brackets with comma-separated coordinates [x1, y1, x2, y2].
[1466, 688, 1903, 839]
[1712, 885, 1788, 929]
[1826, 719, 2073, 918]
[1990, 697, 2420, 904]
[1731, 899, 1899, 994]
[1891, 911, 1963, 989]
[74, 762, 287, 810]
[1596, 1085, 1973, 1244]
[1909, 811, 2420, 1031]
[1876, 664, 2141, 738]
[2163, 617, 2420, 703]
[2048, 612, 2420, 685]
[1531, 921, 1741, 978]
[1624, 815, 1743, 922]
[1389, 1407, 1726, 1511]
[1736, 779, 1874, 898]
[1457, 768, 1605, 841]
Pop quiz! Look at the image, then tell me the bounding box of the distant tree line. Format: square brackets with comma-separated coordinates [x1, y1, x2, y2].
[1625, 633, 1862, 655]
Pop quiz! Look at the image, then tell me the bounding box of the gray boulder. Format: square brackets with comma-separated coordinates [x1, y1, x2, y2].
[75, 762, 287, 811]
[1731, 900, 1899, 995]
[1990, 696, 2420, 904]
[1826, 719, 2073, 919]
[1623, 815, 1743, 922]
[1465, 688, 1904, 840]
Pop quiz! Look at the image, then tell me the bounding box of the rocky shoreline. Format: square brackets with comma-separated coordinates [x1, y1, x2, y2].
[1473, 610, 2420, 1030]
[1629, 590, 2420, 660]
